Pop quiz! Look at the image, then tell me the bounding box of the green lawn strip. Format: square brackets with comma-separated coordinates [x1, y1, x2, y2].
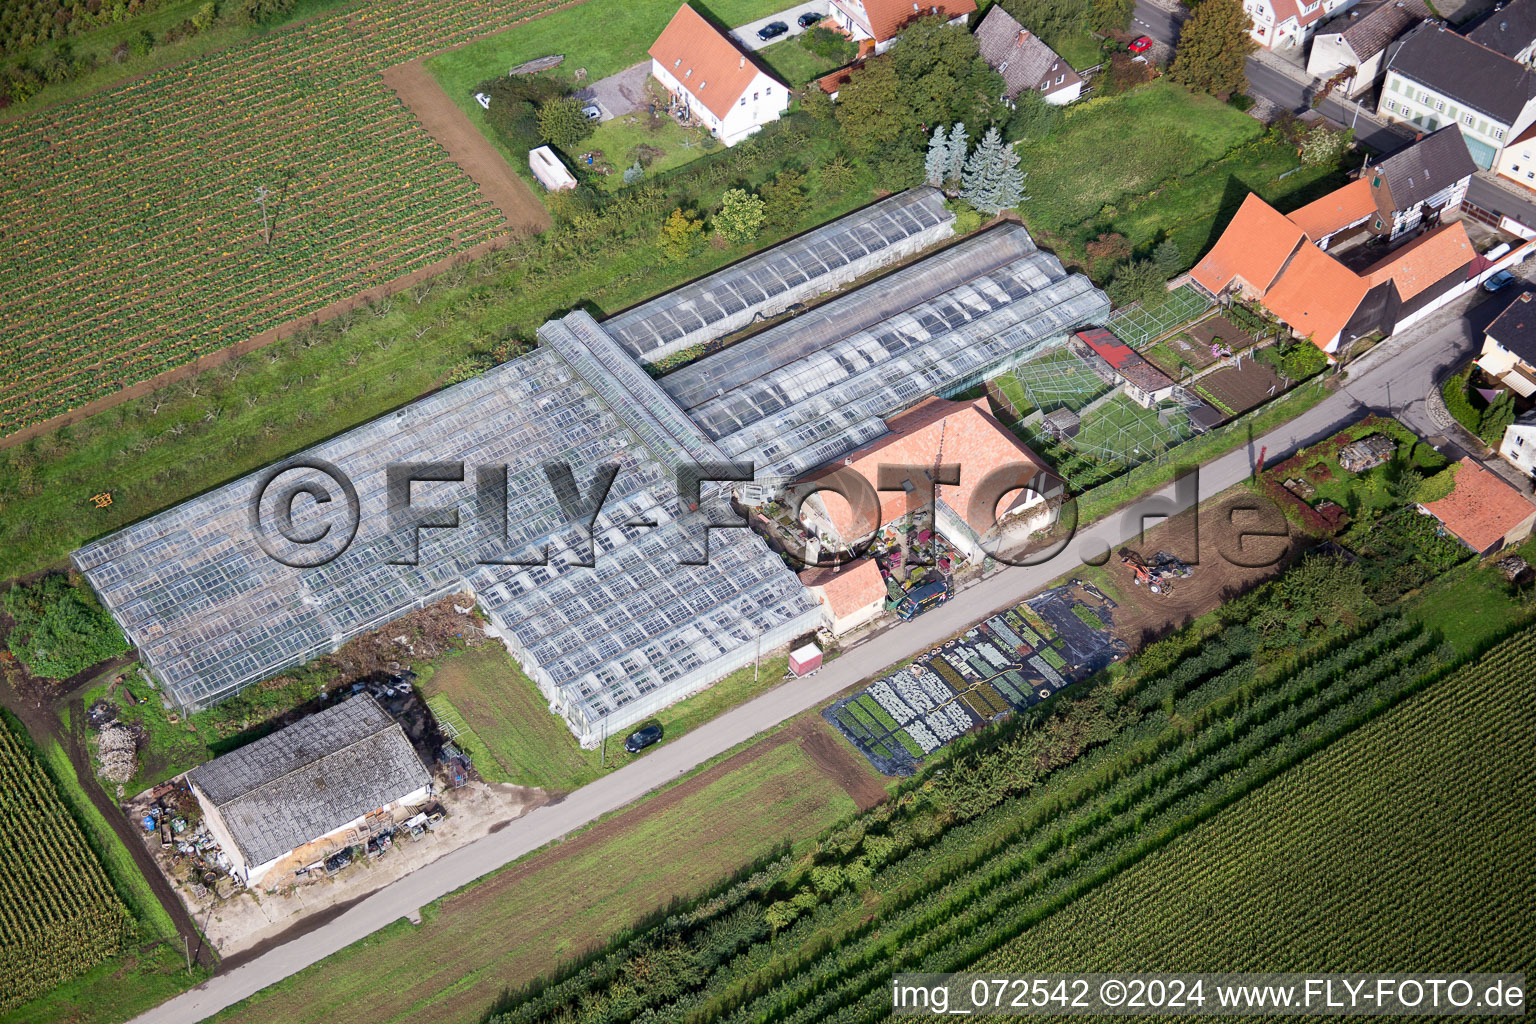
[207, 732, 859, 1024]
[1045, 30, 1102, 70]
[422, 692, 511, 784]
[584, 114, 708, 189]
[752, 34, 849, 87]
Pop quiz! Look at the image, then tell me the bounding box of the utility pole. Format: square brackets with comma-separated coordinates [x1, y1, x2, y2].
[252, 185, 271, 246]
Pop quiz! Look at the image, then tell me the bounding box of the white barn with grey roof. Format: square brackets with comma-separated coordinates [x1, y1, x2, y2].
[186, 694, 432, 887]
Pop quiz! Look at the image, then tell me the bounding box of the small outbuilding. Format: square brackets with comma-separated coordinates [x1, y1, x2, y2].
[529, 146, 577, 191]
[186, 694, 433, 888]
[1042, 407, 1081, 440]
[1417, 457, 1536, 556]
[1338, 433, 1397, 472]
[799, 557, 888, 636]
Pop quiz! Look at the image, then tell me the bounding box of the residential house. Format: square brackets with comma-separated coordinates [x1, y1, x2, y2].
[1286, 176, 1394, 249]
[1500, 409, 1536, 475]
[1467, 0, 1536, 65]
[185, 695, 433, 888]
[1191, 187, 1477, 352]
[1417, 456, 1536, 554]
[1378, 21, 1536, 169]
[1478, 290, 1536, 396]
[529, 146, 576, 191]
[1361, 125, 1478, 238]
[1244, 0, 1362, 52]
[827, 0, 977, 54]
[974, 7, 1084, 105]
[1073, 328, 1178, 406]
[649, 4, 789, 147]
[798, 557, 888, 634]
[1307, 0, 1433, 98]
[793, 397, 1064, 563]
[1495, 124, 1536, 190]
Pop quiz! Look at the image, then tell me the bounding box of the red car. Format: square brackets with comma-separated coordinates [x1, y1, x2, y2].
[1128, 35, 1153, 53]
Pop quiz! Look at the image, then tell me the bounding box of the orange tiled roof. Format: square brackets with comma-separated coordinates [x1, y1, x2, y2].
[798, 557, 887, 617]
[1190, 194, 1307, 296]
[802, 397, 1058, 542]
[1421, 457, 1536, 554]
[1287, 178, 1379, 240]
[1260, 242, 1370, 347]
[649, 4, 778, 120]
[854, 0, 978, 42]
[1362, 222, 1476, 302]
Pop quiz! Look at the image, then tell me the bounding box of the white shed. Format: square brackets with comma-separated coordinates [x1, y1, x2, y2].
[529, 146, 576, 191]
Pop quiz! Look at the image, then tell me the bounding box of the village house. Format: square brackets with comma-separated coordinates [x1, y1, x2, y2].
[1500, 410, 1536, 475]
[798, 557, 888, 635]
[792, 397, 1064, 564]
[1244, 0, 1362, 52]
[1307, 0, 1432, 98]
[1478, 291, 1536, 397]
[1467, 0, 1536, 65]
[1072, 328, 1177, 406]
[185, 695, 433, 889]
[649, 4, 788, 147]
[973, 6, 1083, 105]
[1191, 187, 1478, 353]
[1378, 21, 1536, 169]
[827, 0, 977, 54]
[1417, 456, 1536, 554]
[1362, 126, 1478, 238]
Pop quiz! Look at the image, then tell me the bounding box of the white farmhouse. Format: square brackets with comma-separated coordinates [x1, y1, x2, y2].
[1244, 0, 1362, 52]
[649, 4, 788, 148]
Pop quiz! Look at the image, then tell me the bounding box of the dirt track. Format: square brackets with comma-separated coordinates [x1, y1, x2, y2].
[381, 60, 552, 234]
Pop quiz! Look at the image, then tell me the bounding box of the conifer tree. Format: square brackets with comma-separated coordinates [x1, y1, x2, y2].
[944, 121, 969, 187]
[1168, 0, 1257, 97]
[924, 126, 951, 187]
[960, 127, 1026, 215]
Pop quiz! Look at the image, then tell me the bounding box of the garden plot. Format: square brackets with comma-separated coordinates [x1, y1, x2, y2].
[1071, 394, 1196, 465]
[991, 347, 1111, 418]
[1189, 359, 1284, 421]
[825, 584, 1127, 775]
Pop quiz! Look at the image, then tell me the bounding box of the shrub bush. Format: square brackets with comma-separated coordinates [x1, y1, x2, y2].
[3, 574, 128, 679]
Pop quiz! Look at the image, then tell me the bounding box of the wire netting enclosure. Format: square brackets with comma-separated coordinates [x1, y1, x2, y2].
[602, 188, 954, 365]
[1104, 284, 1212, 349]
[989, 348, 1113, 419]
[73, 192, 1110, 747]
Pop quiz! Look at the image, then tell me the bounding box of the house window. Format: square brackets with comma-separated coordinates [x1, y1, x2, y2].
[1374, 218, 1382, 229]
[753, 91, 759, 100]
[1495, 128, 1506, 140]
[1464, 113, 1474, 126]
[1434, 99, 1445, 112]
[1385, 100, 1396, 112]
[740, 97, 746, 106]
[1041, 82, 1049, 90]
[1520, 436, 1526, 448]
[1056, 74, 1064, 84]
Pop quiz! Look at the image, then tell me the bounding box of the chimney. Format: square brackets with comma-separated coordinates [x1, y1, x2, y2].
[1018, 28, 1030, 43]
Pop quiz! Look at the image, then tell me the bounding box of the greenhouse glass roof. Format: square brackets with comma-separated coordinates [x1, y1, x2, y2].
[73, 196, 1108, 734]
[601, 188, 953, 362]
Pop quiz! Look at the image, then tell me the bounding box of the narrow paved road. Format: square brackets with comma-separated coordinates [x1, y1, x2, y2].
[134, 287, 1512, 1024]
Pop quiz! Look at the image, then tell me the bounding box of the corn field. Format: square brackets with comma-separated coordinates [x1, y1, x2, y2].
[0, 716, 133, 1012]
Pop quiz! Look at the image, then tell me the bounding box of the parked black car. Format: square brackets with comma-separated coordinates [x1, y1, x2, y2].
[757, 20, 789, 40]
[797, 10, 823, 27]
[624, 723, 664, 753]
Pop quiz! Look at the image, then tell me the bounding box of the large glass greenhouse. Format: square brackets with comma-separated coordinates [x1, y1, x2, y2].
[75, 192, 1108, 746]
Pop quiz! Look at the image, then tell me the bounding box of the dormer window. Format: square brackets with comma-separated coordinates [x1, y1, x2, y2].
[674, 59, 681, 68]
[684, 68, 692, 77]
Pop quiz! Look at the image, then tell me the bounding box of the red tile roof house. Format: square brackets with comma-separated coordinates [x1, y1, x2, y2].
[791, 396, 1064, 564]
[1244, 0, 1364, 53]
[1190, 190, 1476, 354]
[1073, 328, 1177, 407]
[827, 0, 977, 55]
[1418, 457, 1536, 555]
[798, 557, 888, 635]
[649, 5, 789, 147]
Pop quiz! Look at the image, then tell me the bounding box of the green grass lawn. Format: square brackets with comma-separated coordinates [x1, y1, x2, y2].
[753, 33, 852, 87]
[583, 112, 712, 190]
[418, 644, 795, 793]
[1045, 30, 1103, 70]
[426, 0, 789, 113]
[1017, 81, 1264, 240]
[210, 731, 860, 1024]
[1074, 394, 1189, 460]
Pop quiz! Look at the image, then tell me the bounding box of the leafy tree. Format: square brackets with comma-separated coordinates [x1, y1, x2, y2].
[1478, 390, 1517, 444]
[1153, 237, 1184, 277]
[1414, 463, 1460, 504]
[925, 126, 951, 187]
[1089, 0, 1135, 33]
[232, 0, 294, 26]
[1006, 88, 1063, 143]
[128, 28, 154, 55]
[818, 155, 856, 193]
[800, 86, 837, 122]
[759, 169, 805, 226]
[1300, 123, 1353, 166]
[877, 145, 926, 191]
[4, 574, 128, 680]
[960, 127, 1025, 214]
[191, 2, 217, 32]
[715, 188, 765, 244]
[659, 207, 703, 262]
[1002, 0, 1091, 45]
[1108, 259, 1169, 307]
[836, 59, 910, 154]
[1168, 0, 1256, 97]
[536, 96, 595, 150]
[945, 121, 969, 186]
